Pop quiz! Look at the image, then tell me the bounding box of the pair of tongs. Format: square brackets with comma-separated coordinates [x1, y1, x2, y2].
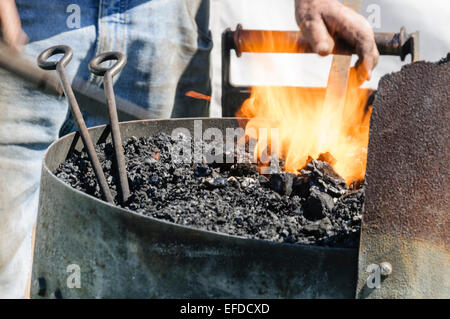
[38, 46, 130, 204]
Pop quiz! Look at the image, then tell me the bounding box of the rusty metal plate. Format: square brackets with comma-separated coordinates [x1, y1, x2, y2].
[357, 59, 450, 298]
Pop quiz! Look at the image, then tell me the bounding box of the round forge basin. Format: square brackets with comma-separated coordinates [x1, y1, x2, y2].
[31, 118, 358, 298]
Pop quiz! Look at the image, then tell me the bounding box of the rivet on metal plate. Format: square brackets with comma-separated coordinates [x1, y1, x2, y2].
[380, 262, 393, 276]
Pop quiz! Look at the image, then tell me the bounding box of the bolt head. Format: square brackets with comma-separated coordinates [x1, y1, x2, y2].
[380, 262, 393, 276]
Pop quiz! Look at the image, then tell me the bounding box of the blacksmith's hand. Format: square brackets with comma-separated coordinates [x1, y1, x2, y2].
[295, 0, 379, 83]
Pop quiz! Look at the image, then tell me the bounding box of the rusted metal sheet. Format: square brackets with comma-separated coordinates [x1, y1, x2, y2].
[31, 118, 358, 299]
[356, 60, 450, 298]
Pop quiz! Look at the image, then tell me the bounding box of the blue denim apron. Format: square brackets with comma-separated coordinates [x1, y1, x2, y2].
[0, 0, 211, 298]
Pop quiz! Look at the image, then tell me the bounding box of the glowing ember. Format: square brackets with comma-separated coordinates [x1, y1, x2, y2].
[236, 33, 371, 184]
[185, 90, 211, 101]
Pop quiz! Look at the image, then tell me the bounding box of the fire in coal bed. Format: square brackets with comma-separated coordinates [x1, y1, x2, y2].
[55, 130, 363, 248]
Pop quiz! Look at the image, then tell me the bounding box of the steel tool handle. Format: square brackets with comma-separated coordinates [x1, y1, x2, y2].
[89, 51, 130, 203]
[229, 24, 419, 62]
[37, 45, 73, 70]
[89, 52, 126, 77]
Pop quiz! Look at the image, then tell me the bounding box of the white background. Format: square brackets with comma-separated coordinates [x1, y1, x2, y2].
[209, 0, 450, 116]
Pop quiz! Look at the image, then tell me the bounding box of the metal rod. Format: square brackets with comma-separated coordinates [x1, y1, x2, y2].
[37, 45, 114, 203]
[230, 24, 419, 62]
[89, 52, 130, 203]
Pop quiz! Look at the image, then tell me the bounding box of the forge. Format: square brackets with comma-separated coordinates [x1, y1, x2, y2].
[30, 26, 449, 298]
[33, 118, 360, 298]
[54, 129, 363, 248]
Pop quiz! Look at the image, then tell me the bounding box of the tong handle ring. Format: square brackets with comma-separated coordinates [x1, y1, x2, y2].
[37, 45, 73, 70]
[89, 52, 126, 77]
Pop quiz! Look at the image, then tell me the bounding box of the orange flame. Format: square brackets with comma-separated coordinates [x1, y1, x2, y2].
[236, 33, 372, 184]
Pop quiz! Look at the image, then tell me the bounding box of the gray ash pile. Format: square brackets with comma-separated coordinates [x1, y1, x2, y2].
[55, 132, 363, 248]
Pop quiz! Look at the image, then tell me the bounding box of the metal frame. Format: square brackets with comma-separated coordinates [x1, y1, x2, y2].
[221, 25, 419, 117]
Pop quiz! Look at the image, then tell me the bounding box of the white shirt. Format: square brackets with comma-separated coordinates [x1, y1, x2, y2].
[210, 0, 450, 116]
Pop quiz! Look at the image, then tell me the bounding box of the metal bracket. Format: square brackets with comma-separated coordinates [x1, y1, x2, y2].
[356, 56, 449, 299]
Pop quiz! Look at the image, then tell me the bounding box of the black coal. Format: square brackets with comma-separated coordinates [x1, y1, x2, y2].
[55, 132, 364, 248]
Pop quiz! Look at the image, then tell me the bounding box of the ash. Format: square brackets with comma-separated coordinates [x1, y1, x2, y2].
[55, 132, 364, 248]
